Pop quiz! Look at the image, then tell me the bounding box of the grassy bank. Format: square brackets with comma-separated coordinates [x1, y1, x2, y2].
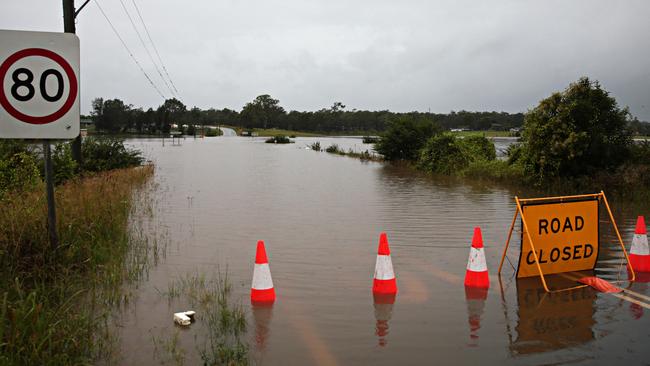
[450, 130, 516, 138]
[250, 128, 322, 137]
[0, 165, 157, 365]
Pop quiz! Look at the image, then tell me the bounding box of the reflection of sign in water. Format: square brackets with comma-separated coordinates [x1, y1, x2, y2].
[518, 199, 599, 278]
[510, 277, 595, 355]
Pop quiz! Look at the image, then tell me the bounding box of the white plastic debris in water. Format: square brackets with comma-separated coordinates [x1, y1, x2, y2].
[173, 310, 196, 326]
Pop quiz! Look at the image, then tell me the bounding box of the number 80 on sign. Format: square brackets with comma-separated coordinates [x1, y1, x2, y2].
[0, 30, 79, 139]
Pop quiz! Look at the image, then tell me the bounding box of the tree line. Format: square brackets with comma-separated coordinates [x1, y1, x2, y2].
[90, 93, 649, 135]
[90, 94, 529, 134]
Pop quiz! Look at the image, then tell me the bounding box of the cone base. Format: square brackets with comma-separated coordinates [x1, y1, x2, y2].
[251, 288, 276, 303]
[373, 278, 398, 295]
[630, 254, 650, 273]
[464, 270, 489, 288]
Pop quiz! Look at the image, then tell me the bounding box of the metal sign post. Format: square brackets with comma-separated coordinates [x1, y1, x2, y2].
[42, 140, 58, 248]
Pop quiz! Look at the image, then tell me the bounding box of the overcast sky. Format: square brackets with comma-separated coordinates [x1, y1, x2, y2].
[2, 0, 649, 119]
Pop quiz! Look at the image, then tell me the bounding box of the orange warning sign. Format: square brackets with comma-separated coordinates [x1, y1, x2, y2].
[499, 192, 635, 293]
[517, 199, 599, 278]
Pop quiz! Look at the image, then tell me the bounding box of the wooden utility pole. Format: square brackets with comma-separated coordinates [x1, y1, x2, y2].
[63, 0, 82, 166]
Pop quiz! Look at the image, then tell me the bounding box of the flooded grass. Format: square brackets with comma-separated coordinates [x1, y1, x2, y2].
[152, 271, 249, 365]
[0, 165, 158, 365]
[323, 143, 383, 162]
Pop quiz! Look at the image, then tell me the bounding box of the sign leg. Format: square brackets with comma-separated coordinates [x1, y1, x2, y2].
[43, 140, 59, 249]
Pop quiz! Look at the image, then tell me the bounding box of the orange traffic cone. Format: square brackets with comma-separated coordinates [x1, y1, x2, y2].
[464, 227, 489, 288]
[373, 232, 397, 295]
[251, 240, 276, 304]
[630, 216, 650, 272]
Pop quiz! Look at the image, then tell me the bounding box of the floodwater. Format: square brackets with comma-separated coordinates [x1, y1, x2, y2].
[112, 133, 650, 365]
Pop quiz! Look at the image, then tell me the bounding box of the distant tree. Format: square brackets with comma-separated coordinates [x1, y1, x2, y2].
[241, 94, 286, 129]
[514, 77, 633, 179]
[92, 98, 131, 132]
[157, 98, 187, 130]
[375, 115, 441, 161]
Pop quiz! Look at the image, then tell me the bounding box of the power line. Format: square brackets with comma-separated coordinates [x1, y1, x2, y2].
[117, 0, 176, 98]
[94, 0, 166, 99]
[130, 0, 180, 96]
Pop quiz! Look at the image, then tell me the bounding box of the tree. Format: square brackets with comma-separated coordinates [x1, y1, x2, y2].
[375, 115, 441, 161]
[514, 77, 632, 179]
[241, 94, 286, 129]
[157, 98, 187, 131]
[92, 98, 131, 132]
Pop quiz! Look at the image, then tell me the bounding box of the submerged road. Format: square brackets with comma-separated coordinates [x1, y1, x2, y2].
[219, 127, 237, 136]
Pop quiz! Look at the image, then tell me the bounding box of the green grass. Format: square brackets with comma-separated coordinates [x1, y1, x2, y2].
[450, 130, 516, 137]
[153, 271, 249, 366]
[252, 128, 322, 137]
[0, 165, 159, 364]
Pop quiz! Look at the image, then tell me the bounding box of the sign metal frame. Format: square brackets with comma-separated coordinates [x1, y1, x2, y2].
[498, 191, 635, 293]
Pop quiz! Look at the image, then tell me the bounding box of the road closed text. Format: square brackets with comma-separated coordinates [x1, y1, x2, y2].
[517, 200, 599, 278]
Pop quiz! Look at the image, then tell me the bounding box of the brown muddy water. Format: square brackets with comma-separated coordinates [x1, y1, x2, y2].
[112, 134, 650, 365]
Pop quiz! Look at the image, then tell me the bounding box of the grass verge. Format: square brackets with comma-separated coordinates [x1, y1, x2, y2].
[0, 165, 157, 365]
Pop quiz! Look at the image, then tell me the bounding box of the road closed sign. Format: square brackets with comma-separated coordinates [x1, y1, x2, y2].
[517, 198, 599, 278]
[0, 30, 79, 139]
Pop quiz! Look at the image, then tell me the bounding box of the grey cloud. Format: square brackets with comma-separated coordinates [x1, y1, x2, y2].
[1, 0, 649, 119]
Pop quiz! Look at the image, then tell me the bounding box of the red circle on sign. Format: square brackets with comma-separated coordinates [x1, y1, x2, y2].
[0, 48, 78, 125]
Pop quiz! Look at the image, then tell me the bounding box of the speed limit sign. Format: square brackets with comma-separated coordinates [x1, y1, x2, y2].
[0, 30, 80, 139]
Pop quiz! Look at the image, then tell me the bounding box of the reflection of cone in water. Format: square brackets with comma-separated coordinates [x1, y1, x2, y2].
[464, 227, 490, 288]
[251, 240, 276, 303]
[251, 303, 274, 351]
[373, 293, 396, 347]
[465, 286, 488, 346]
[629, 216, 650, 272]
[373, 232, 398, 295]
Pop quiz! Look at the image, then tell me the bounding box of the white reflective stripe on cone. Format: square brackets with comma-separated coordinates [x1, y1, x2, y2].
[374, 255, 395, 280]
[467, 247, 487, 272]
[631, 234, 649, 256]
[252, 263, 274, 290]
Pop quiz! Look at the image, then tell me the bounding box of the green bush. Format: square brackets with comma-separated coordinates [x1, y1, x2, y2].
[514, 77, 633, 180]
[52, 143, 77, 185]
[81, 137, 143, 172]
[459, 135, 496, 161]
[205, 128, 223, 137]
[631, 140, 650, 165]
[310, 141, 321, 151]
[0, 152, 41, 196]
[375, 115, 441, 161]
[418, 134, 497, 175]
[264, 135, 292, 144]
[325, 144, 341, 154]
[462, 159, 525, 181]
[418, 134, 468, 174]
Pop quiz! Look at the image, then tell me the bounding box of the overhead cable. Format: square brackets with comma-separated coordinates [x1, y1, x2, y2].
[118, 0, 176, 98]
[130, 0, 180, 96]
[94, 0, 166, 99]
